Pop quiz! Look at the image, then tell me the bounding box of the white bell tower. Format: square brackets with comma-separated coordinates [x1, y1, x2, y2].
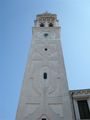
[16, 12, 74, 120]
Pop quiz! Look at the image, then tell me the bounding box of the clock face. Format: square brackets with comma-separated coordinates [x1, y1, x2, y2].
[34, 31, 56, 40]
[43, 32, 56, 40]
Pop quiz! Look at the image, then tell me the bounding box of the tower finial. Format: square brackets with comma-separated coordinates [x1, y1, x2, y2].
[45, 11, 48, 13]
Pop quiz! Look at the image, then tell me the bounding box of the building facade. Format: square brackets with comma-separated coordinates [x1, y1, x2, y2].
[16, 12, 90, 120]
[70, 89, 90, 120]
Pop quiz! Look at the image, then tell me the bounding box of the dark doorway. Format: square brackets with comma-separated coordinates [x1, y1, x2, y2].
[42, 118, 46, 120]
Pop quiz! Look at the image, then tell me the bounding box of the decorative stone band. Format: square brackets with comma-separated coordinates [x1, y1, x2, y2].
[70, 89, 90, 98]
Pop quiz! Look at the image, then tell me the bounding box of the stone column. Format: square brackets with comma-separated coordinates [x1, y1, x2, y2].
[87, 97, 90, 110]
[73, 99, 80, 120]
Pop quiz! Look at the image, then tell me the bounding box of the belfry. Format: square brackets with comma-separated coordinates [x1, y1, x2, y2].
[16, 12, 74, 120]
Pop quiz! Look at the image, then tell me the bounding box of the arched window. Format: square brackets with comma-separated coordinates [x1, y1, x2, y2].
[43, 73, 47, 79]
[40, 23, 44, 27]
[49, 23, 53, 27]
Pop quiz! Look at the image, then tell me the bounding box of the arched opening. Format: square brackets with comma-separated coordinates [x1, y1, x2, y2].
[40, 23, 44, 27]
[43, 73, 47, 79]
[42, 118, 46, 120]
[49, 23, 53, 27]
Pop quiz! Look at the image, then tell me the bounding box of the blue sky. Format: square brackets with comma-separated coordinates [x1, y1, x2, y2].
[0, 0, 90, 120]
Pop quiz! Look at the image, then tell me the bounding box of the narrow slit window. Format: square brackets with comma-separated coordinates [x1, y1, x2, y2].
[43, 73, 47, 79]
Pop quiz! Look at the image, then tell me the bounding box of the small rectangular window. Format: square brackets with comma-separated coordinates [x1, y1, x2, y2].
[77, 100, 90, 119]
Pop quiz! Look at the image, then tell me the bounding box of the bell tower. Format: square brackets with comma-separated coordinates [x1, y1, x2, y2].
[16, 12, 73, 120]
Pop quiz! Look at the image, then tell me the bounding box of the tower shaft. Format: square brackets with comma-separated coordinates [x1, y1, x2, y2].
[16, 12, 73, 120]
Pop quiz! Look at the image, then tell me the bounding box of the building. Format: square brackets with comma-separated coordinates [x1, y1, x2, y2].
[70, 89, 90, 120]
[16, 12, 90, 120]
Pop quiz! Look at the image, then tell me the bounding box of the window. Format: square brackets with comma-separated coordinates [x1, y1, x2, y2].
[40, 23, 44, 27]
[43, 73, 47, 79]
[77, 100, 90, 119]
[44, 48, 47, 51]
[42, 119, 46, 120]
[49, 23, 53, 27]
